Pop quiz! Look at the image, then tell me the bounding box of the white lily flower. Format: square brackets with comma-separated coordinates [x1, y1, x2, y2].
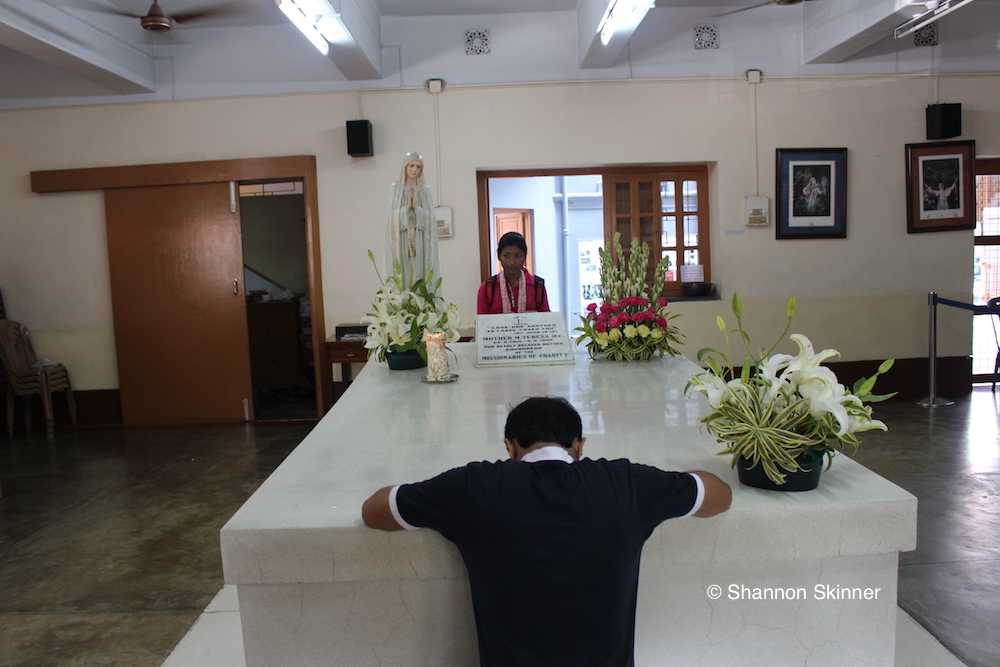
[785, 334, 841, 377]
[760, 352, 794, 402]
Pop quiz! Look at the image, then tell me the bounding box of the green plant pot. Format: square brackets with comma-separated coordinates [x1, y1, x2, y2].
[736, 450, 824, 492]
[385, 349, 426, 371]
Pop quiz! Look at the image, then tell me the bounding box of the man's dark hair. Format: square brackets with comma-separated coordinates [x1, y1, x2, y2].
[496, 231, 528, 256]
[504, 396, 582, 450]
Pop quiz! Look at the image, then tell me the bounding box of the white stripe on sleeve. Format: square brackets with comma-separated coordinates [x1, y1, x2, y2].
[389, 485, 420, 531]
[679, 472, 706, 518]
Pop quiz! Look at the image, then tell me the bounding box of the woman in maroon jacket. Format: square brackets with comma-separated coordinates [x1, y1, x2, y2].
[476, 232, 550, 314]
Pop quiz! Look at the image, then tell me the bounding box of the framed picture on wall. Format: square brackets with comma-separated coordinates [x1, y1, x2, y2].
[775, 148, 848, 239]
[905, 140, 976, 233]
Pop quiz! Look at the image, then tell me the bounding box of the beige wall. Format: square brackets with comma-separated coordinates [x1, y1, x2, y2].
[2, 74, 997, 390]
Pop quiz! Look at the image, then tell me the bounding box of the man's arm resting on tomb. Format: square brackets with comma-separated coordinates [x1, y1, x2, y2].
[687, 471, 732, 517]
[362, 486, 406, 531]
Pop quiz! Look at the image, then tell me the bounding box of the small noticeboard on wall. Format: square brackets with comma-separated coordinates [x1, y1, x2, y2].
[475, 312, 575, 367]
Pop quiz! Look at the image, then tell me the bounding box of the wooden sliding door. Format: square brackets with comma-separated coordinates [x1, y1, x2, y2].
[104, 182, 253, 425]
[31, 155, 326, 422]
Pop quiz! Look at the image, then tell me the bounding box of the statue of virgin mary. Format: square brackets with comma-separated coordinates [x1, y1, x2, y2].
[384, 152, 440, 288]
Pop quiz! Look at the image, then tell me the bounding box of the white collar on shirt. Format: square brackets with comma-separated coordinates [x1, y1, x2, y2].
[520, 445, 575, 464]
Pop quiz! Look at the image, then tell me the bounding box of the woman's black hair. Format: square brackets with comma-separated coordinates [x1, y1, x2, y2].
[496, 231, 528, 257]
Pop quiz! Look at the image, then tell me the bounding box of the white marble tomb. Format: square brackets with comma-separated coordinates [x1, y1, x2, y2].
[221, 342, 916, 666]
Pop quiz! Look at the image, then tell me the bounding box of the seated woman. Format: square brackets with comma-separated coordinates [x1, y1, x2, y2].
[477, 232, 551, 314]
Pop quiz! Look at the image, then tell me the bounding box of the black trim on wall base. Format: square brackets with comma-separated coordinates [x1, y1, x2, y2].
[2, 389, 122, 435]
[829, 356, 971, 402]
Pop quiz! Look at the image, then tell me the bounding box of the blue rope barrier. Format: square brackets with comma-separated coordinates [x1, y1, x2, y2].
[932, 295, 1000, 315]
[921, 293, 1000, 407]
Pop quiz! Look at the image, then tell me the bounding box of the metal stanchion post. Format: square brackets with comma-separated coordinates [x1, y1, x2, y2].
[917, 291, 954, 408]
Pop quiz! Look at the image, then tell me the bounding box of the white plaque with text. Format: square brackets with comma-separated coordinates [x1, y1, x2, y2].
[475, 312, 576, 367]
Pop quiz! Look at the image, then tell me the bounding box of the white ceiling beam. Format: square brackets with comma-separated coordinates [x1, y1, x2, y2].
[578, 0, 653, 69]
[802, 0, 929, 64]
[323, 0, 382, 80]
[0, 0, 156, 93]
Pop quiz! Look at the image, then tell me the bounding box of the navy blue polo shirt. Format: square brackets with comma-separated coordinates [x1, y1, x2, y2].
[392, 447, 702, 666]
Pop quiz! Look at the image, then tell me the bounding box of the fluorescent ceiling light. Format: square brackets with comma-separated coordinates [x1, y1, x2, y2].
[276, 0, 351, 54]
[317, 15, 350, 43]
[597, 0, 655, 47]
[894, 0, 976, 40]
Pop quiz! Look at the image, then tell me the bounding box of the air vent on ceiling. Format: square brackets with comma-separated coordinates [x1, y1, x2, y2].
[694, 25, 719, 50]
[914, 23, 938, 47]
[466, 29, 491, 55]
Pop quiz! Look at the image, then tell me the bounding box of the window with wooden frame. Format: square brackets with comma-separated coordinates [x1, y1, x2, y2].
[476, 163, 712, 304]
[605, 165, 711, 297]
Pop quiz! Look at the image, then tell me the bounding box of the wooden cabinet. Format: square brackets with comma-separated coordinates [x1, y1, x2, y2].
[247, 301, 301, 390]
[320, 324, 368, 413]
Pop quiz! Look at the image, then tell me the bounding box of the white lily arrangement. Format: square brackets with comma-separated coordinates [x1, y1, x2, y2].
[685, 294, 895, 486]
[361, 250, 461, 363]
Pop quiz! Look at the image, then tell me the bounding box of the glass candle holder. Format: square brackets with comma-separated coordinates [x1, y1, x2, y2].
[423, 332, 450, 381]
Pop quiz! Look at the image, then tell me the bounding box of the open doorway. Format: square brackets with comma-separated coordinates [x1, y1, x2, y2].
[493, 209, 535, 275]
[481, 172, 604, 332]
[240, 181, 316, 421]
[973, 158, 1000, 385]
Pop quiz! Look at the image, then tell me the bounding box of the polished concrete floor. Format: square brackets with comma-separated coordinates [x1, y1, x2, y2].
[0, 422, 313, 667]
[850, 386, 1000, 667]
[0, 388, 997, 666]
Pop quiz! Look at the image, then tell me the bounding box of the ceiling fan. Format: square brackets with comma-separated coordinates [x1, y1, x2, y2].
[716, 0, 822, 18]
[103, 1, 246, 32]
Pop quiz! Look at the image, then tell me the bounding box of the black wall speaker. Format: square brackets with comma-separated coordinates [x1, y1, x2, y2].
[926, 103, 961, 140]
[346, 120, 373, 157]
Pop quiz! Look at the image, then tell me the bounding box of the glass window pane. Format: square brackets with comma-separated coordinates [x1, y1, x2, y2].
[684, 215, 699, 246]
[972, 245, 999, 373]
[616, 217, 630, 239]
[682, 180, 698, 212]
[661, 216, 676, 248]
[684, 249, 700, 265]
[974, 244, 1000, 305]
[977, 174, 1000, 236]
[640, 216, 655, 247]
[615, 182, 631, 215]
[663, 251, 677, 282]
[638, 181, 654, 214]
[660, 181, 676, 213]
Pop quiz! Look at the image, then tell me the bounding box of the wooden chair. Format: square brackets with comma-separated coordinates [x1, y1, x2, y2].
[0, 320, 76, 439]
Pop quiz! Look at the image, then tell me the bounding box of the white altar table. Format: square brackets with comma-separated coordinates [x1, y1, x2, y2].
[221, 342, 916, 666]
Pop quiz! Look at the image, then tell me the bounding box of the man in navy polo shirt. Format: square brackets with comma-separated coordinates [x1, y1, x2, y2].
[362, 396, 731, 666]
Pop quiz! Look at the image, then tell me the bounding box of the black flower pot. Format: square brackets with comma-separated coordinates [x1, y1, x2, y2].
[386, 349, 426, 370]
[736, 450, 825, 492]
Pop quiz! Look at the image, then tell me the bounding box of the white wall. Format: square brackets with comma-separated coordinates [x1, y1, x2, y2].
[1, 72, 997, 390]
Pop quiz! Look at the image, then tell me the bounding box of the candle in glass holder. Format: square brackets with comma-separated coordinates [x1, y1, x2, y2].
[424, 332, 450, 381]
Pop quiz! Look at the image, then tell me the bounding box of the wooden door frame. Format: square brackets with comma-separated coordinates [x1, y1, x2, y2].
[492, 208, 534, 275]
[30, 156, 327, 418]
[477, 167, 602, 282]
